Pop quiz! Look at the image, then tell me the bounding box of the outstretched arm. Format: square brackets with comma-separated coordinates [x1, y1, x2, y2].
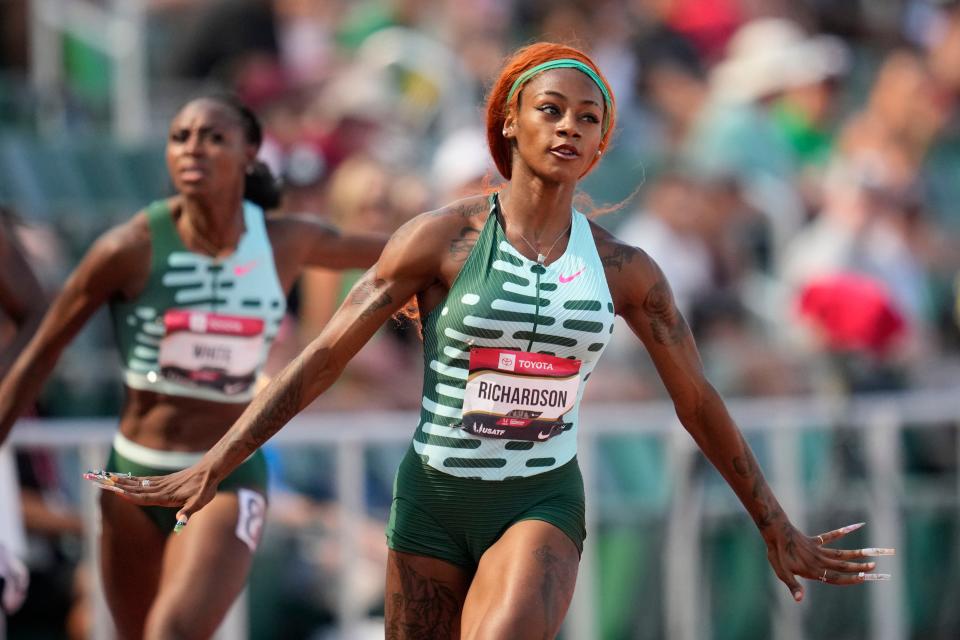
[268, 213, 389, 277]
[0, 219, 46, 379]
[0, 219, 147, 445]
[601, 238, 892, 601]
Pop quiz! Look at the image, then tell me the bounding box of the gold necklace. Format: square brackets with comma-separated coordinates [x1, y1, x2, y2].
[516, 220, 572, 265]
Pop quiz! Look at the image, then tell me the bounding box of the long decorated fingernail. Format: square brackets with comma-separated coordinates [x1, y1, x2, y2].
[173, 519, 188, 534]
[841, 522, 866, 534]
[859, 572, 891, 581]
[93, 483, 124, 494]
[861, 548, 896, 556]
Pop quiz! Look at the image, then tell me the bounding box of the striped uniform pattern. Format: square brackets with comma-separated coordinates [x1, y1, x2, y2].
[415, 194, 615, 479]
[109, 200, 286, 403]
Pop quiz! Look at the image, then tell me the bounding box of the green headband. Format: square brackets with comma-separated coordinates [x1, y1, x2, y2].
[506, 59, 612, 134]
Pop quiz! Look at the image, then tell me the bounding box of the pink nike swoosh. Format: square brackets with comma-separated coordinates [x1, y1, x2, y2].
[558, 268, 586, 284]
[233, 260, 257, 277]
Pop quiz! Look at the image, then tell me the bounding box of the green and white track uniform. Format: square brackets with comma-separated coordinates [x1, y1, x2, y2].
[415, 193, 615, 479]
[104, 200, 279, 537]
[387, 194, 615, 565]
[110, 200, 286, 404]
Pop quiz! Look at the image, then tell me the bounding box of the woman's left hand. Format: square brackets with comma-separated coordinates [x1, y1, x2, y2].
[764, 521, 894, 602]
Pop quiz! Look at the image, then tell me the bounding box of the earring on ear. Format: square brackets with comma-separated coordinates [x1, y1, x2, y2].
[597, 149, 603, 157]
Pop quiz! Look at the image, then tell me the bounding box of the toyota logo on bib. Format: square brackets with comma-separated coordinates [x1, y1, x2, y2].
[498, 352, 516, 371]
[188, 313, 208, 333]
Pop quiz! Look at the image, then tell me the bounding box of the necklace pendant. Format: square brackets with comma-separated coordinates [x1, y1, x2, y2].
[537, 253, 546, 265]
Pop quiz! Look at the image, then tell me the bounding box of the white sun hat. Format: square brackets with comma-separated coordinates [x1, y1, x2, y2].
[431, 127, 495, 197]
[711, 18, 849, 102]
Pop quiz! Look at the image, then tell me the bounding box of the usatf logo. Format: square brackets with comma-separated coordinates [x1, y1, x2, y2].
[498, 352, 516, 371]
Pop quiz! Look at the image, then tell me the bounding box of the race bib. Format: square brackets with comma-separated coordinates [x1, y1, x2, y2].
[235, 488, 267, 552]
[158, 310, 265, 396]
[460, 348, 581, 442]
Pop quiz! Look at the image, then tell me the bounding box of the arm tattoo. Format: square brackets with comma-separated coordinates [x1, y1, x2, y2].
[642, 280, 689, 345]
[347, 273, 394, 320]
[386, 554, 460, 639]
[452, 201, 488, 218]
[449, 226, 479, 260]
[600, 244, 635, 272]
[230, 358, 305, 457]
[348, 273, 383, 306]
[360, 288, 393, 320]
[428, 200, 488, 219]
[455, 201, 488, 218]
[732, 437, 785, 534]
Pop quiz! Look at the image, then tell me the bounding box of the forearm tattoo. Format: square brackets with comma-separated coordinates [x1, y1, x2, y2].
[228, 358, 305, 460]
[732, 437, 786, 534]
[642, 280, 689, 345]
[449, 226, 479, 260]
[386, 555, 459, 639]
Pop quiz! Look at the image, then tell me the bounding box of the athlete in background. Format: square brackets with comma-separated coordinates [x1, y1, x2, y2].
[0, 94, 386, 639]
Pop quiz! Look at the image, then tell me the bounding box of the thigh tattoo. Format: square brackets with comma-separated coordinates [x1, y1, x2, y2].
[534, 544, 577, 631]
[387, 555, 460, 640]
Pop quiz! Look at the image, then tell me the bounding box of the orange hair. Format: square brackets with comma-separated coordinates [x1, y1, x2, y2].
[485, 42, 617, 181]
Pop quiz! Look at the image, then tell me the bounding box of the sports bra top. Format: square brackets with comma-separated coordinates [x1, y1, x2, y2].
[413, 193, 615, 479]
[109, 200, 286, 403]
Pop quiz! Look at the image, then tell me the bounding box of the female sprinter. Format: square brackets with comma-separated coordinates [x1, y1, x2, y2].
[95, 46, 892, 639]
[0, 94, 386, 639]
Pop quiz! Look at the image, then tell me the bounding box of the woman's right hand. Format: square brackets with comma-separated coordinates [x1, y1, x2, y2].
[84, 465, 220, 532]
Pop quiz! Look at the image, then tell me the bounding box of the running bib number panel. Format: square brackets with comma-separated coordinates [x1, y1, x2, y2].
[158, 310, 265, 396]
[460, 348, 581, 442]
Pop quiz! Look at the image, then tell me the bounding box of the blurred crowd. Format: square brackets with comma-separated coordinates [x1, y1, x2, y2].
[138, 0, 960, 405]
[133, 0, 960, 404]
[2, 0, 960, 637]
[0, 0, 958, 403]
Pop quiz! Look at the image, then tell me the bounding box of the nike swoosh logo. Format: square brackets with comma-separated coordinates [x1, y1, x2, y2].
[233, 260, 257, 277]
[537, 431, 551, 440]
[558, 268, 586, 284]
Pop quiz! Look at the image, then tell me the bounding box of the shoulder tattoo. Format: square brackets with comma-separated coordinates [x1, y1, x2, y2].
[601, 244, 635, 272]
[428, 200, 488, 219]
[449, 226, 479, 260]
[450, 200, 488, 218]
